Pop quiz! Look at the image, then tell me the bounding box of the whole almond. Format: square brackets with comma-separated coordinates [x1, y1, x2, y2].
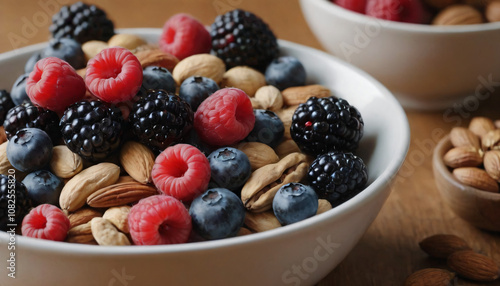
[103, 206, 131, 233]
[481, 129, 500, 151]
[275, 139, 301, 159]
[447, 250, 499, 282]
[469, 117, 496, 138]
[108, 34, 147, 50]
[221, 66, 266, 96]
[419, 234, 471, 259]
[90, 217, 131, 246]
[245, 211, 281, 232]
[134, 48, 179, 71]
[59, 163, 121, 211]
[68, 207, 102, 228]
[484, 150, 500, 181]
[453, 167, 499, 193]
[172, 54, 226, 85]
[66, 222, 97, 244]
[50, 145, 83, 179]
[254, 85, 283, 111]
[486, 0, 500, 22]
[82, 40, 108, 61]
[281, 85, 331, 106]
[450, 127, 481, 149]
[432, 5, 484, 25]
[237, 142, 280, 171]
[119, 141, 155, 184]
[87, 180, 158, 208]
[404, 268, 455, 286]
[443, 146, 482, 168]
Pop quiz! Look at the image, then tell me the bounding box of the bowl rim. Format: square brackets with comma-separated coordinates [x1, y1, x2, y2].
[303, 0, 500, 34]
[0, 28, 410, 255]
[433, 134, 500, 200]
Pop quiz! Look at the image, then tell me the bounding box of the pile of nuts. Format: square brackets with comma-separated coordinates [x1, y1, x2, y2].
[404, 234, 499, 285]
[428, 0, 500, 25]
[443, 116, 500, 192]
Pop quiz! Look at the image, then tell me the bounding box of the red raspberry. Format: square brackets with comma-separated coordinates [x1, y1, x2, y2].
[159, 13, 212, 61]
[128, 195, 192, 245]
[333, 0, 367, 14]
[85, 47, 143, 103]
[366, 0, 428, 23]
[26, 57, 86, 113]
[152, 144, 211, 202]
[21, 204, 70, 241]
[194, 88, 255, 146]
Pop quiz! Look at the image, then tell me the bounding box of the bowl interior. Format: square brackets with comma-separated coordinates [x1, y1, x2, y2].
[0, 28, 410, 253]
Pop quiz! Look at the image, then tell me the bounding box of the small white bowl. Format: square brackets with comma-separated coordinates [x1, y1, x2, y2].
[300, 0, 500, 110]
[0, 28, 409, 286]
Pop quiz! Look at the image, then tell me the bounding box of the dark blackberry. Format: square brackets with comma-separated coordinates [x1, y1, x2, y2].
[3, 102, 61, 143]
[210, 9, 279, 71]
[0, 90, 14, 125]
[129, 90, 194, 152]
[291, 96, 364, 156]
[60, 100, 123, 161]
[49, 1, 115, 44]
[0, 174, 32, 231]
[308, 151, 367, 207]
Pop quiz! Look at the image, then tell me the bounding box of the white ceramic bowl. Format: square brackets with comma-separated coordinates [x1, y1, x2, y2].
[300, 0, 500, 110]
[0, 28, 409, 286]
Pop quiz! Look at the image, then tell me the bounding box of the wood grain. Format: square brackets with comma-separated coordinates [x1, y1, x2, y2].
[1, 1, 499, 285]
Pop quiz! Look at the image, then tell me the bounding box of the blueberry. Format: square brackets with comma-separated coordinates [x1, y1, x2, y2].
[208, 147, 251, 192]
[40, 38, 86, 70]
[24, 51, 42, 73]
[189, 188, 246, 240]
[179, 76, 219, 111]
[7, 128, 53, 173]
[265, 56, 306, 90]
[22, 170, 62, 206]
[140, 66, 176, 95]
[245, 109, 284, 148]
[272, 183, 318, 226]
[10, 73, 31, 105]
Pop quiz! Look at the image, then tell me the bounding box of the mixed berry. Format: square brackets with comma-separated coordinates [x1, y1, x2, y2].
[0, 4, 369, 245]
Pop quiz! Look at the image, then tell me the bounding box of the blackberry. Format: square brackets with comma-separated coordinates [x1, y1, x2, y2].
[210, 9, 279, 71]
[49, 2, 115, 44]
[129, 90, 193, 152]
[0, 174, 32, 231]
[0, 90, 14, 125]
[60, 100, 123, 161]
[291, 96, 364, 156]
[3, 102, 61, 143]
[308, 151, 367, 207]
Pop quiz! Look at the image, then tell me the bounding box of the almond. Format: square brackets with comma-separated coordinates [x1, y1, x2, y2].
[90, 217, 131, 246]
[87, 180, 158, 208]
[81, 40, 108, 61]
[134, 48, 179, 71]
[50, 145, 83, 179]
[404, 268, 455, 286]
[447, 250, 499, 282]
[275, 105, 299, 140]
[220, 66, 266, 96]
[419, 234, 471, 259]
[432, 4, 484, 25]
[108, 34, 147, 50]
[103, 206, 131, 234]
[172, 54, 225, 85]
[0, 142, 13, 175]
[469, 117, 496, 138]
[245, 211, 281, 232]
[68, 207, 102, 228]
[237, 227, 253, 236]
[119, 141, 155, 184]
[66, 222, 97, 244]
[59, 163, 121, 212]
[450, 127, 481, 149]
[254, 85, 283, 111]
[481, 129, 500, 151]
[237, 142, 280, 171]
[443, 146, 482, 168]
[275, 139, 301, 159]
[316, 199, 332, 215]
[453, 167, 499, 193]
[484, 150, 500, 181]
[281, 85, 331, 106]
[486, 0, 500, 22]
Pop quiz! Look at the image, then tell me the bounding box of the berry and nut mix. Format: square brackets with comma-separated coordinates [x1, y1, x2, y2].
[0, 3, 369, 246]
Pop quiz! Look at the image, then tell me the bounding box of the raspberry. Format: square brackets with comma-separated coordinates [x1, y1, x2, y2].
[366, 0, 428, 23]
[333, 0, 367, 14]
[21, 204, 70, 241]
[85, 47, 143, 103]
[194, 88, 255, 146]
[159, 13, 212, 61]
[128, 195, 192, 245]
[26, 57, 86, 113]
[152, 144, 210, 202]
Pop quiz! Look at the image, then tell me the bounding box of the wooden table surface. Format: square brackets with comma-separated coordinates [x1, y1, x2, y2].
[1, 1, 500, 285]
